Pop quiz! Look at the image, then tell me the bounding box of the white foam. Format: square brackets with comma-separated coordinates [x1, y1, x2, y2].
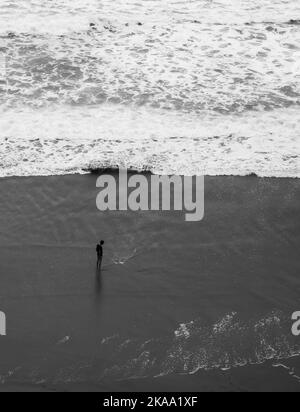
[1, 311, 299, 385]
[0, 1, 299, 178]
[0, 104, 299, 177]
[100, 311, 300, 380]
[3, 8, 300, 114]
[1, 0, 300, 34]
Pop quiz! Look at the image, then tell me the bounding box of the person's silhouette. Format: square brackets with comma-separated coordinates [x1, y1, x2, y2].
[96, 240, 104, 269]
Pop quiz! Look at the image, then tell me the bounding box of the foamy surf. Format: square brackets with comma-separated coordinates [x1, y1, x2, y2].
[0, 104, 299, 178]
[0, 311, 299, 386]
[1, 0, 300, 179]
[99, 311, 300, 381]
[2, 13, 300, 112]
[1, 0, 300, 34]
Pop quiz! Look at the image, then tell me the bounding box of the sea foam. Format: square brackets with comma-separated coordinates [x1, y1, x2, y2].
[0, 0, 299, 178]
[0, 104, 299, 177]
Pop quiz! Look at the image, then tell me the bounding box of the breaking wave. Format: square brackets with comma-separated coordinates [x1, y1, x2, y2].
[0, 104, 299, 178]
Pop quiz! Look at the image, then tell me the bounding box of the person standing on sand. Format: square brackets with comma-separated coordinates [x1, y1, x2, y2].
[96, 240, 104, 269]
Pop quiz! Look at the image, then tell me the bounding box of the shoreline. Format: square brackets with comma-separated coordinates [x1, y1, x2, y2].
[0, 170, 299, 181]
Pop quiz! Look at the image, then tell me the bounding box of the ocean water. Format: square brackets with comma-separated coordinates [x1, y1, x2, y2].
[0, 0, 299, 177]
[1, 311, 300, 387]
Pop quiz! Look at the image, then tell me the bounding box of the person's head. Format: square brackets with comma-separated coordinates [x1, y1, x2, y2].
[100, 240, 104, 245]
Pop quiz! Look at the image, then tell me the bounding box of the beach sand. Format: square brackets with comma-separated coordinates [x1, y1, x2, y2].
[0, 173, 299, 392]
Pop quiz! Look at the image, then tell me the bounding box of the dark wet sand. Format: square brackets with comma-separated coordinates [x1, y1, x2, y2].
[0, 173, 299, 392]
